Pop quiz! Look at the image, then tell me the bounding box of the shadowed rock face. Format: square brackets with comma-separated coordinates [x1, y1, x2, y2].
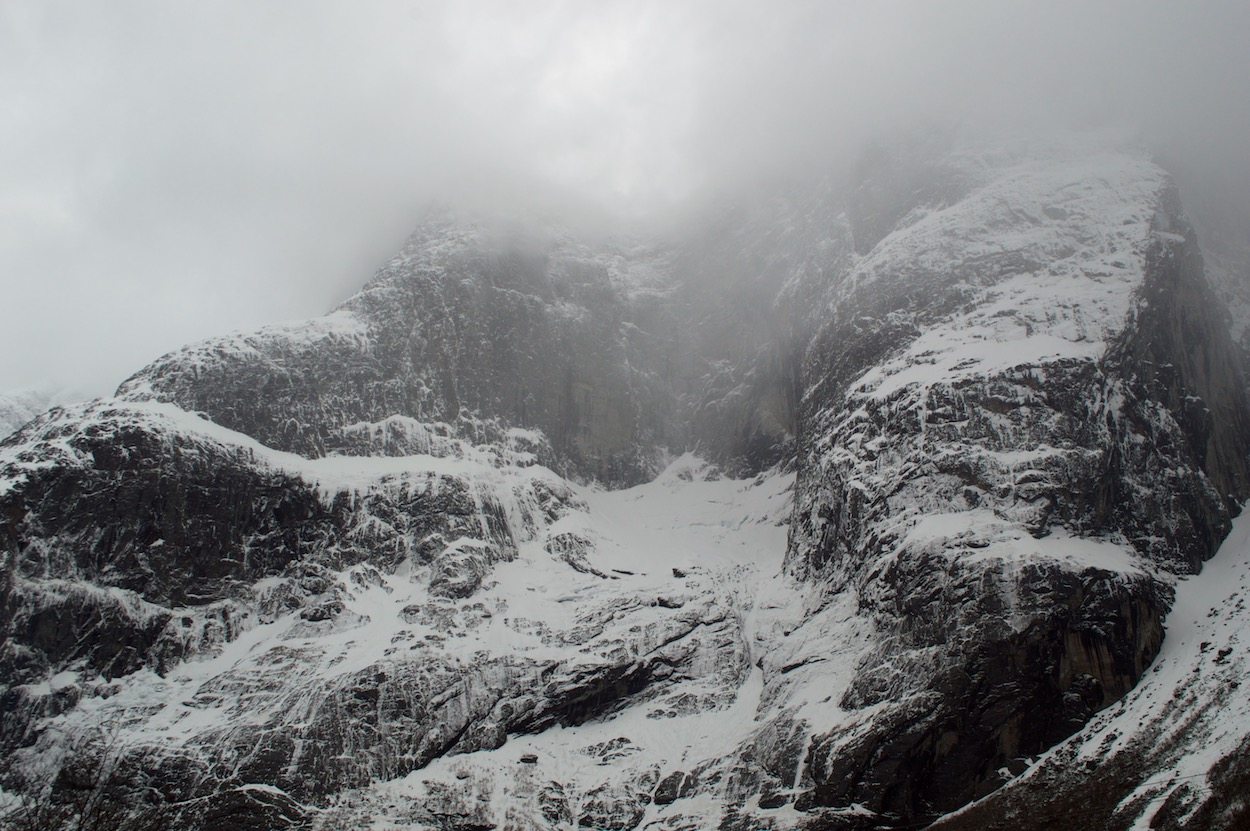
[927, 473, 1250, 831]
[2, 136, 1249, 831]
[2, 406, 334, 606]
[116, 222, 679, 487]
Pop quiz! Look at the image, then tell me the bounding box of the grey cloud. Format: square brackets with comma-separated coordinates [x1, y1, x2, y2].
[2, 0, 1248, 394]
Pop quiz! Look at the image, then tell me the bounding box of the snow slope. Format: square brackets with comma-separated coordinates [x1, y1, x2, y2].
[5, 438, 802, 829]
[314, 458, 800, 830]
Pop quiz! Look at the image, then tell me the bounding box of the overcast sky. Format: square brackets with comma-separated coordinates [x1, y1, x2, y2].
[2, 0, 1248, 396]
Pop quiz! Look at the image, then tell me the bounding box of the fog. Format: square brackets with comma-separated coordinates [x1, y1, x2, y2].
[2, 0, 1248, 395]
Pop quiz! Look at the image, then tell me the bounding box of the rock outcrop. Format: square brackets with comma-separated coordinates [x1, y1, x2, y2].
[929, 504, 1250, 831]
[116, 220, 680, 487]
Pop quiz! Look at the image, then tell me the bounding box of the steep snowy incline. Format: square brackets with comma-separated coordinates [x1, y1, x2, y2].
[933, 506, 1250, 831]
[2, 424, 799, 829]
[810, 146, 1169, 427]
[847, 155, 1160, 399]
[312, 456, 799, 831]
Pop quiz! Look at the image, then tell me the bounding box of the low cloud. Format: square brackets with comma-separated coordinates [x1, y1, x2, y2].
[2, 0, 1248, 393]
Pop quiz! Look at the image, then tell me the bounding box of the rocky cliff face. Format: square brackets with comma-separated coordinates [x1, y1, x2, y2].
[2, 134, 1248, 831]
[929, 507, 1250, 831]
[781, 140, 1250, 822]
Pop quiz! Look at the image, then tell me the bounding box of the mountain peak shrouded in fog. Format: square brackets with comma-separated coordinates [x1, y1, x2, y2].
[3, 1, 1250, 394]
[6, 5, 1250, 829]
[6, 128, 1250, 828]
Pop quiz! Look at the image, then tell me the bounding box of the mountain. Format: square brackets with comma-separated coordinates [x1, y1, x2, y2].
[2, 133, 1249, 830]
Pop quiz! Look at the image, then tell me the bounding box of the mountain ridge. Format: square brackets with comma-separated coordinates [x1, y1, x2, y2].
[2, 133, 1249, 830]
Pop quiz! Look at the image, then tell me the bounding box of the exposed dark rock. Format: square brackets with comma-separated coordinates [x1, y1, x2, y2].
[653, 770, 697, 806]
[192, 786, 309, 831]
[115, 219, 687, 487]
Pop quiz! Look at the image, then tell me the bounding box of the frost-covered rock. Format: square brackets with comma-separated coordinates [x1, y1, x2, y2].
[3, 438, 793, 830]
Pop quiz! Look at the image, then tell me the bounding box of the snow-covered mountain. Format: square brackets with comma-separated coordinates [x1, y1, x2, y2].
[2, 133, 1249, 830]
